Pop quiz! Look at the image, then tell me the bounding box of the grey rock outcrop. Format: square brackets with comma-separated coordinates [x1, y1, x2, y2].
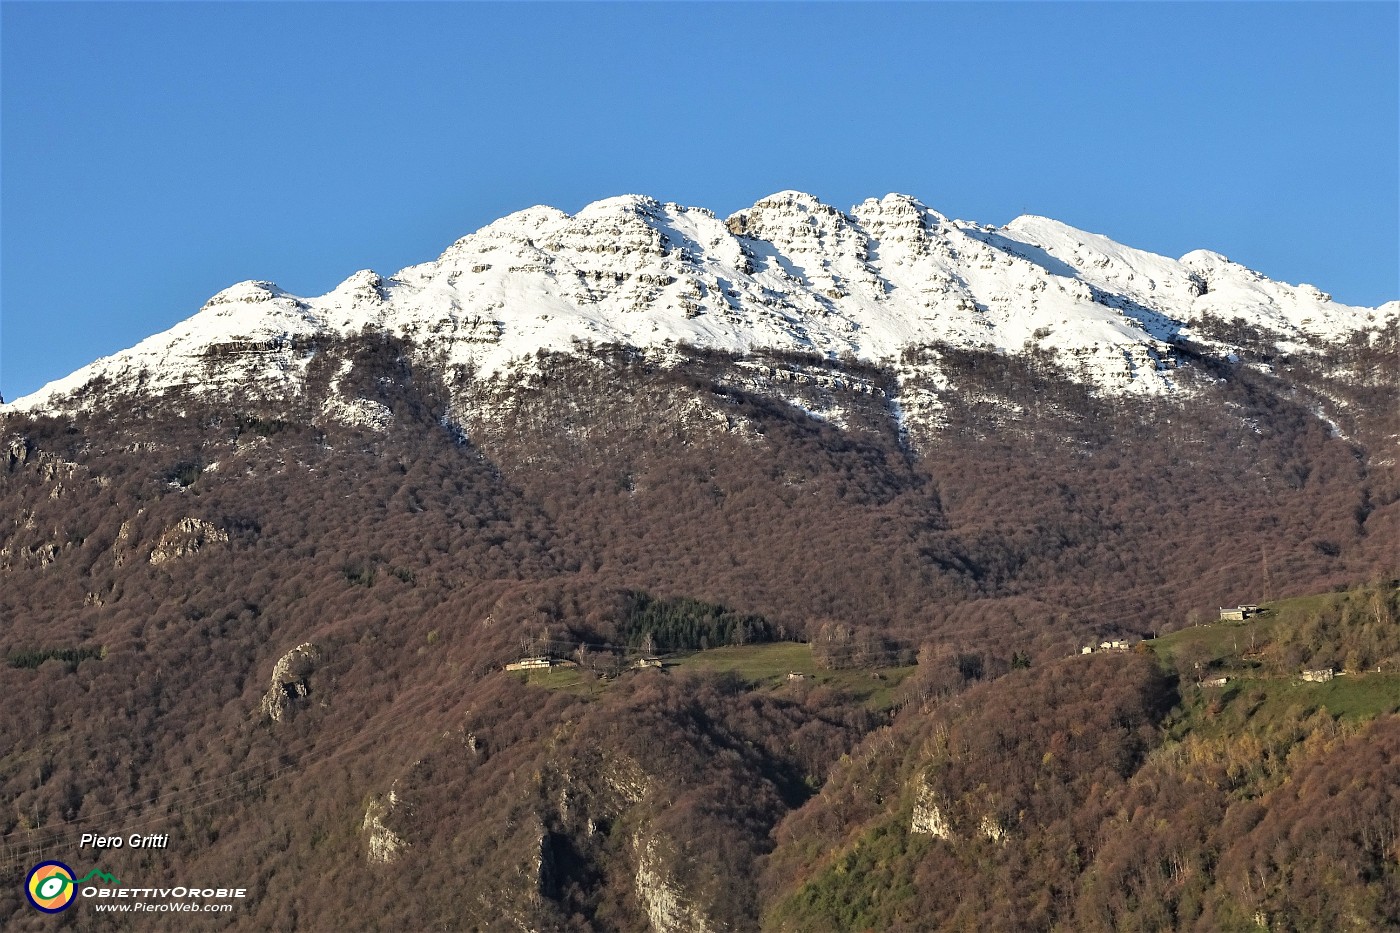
[260, 642, 319, 723]
[149, 517, 228, 565]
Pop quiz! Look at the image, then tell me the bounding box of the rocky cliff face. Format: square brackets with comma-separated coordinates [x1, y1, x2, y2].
[632, 835, 714, 933]
[911, 778, 951, 839]
[361, 786, 408, 865]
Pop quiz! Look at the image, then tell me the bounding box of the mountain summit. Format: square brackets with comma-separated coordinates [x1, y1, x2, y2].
[7, 191, 1393, 417]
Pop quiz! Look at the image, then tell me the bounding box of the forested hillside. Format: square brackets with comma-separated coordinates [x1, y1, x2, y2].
[765, 586, 1400, 932]
[0, 329, 1396, 930]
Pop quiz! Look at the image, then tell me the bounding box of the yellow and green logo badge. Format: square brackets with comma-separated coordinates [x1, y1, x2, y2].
[25, 861, 77, 913]
[24, 862, 121, 912]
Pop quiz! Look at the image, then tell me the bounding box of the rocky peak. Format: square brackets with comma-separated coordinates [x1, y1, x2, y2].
[725, 190, 858, 243]
[330, 269, 391, 303]
[541, 195, 670, 261]
[200, 280, 291, 310]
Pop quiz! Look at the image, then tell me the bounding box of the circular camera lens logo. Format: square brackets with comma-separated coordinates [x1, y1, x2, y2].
[26, 861, 76, 913]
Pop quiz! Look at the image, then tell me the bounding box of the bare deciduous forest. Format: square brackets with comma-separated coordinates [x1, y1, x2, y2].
[0, 330, 1396, 930]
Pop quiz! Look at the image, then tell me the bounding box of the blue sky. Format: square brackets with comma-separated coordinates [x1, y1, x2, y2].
[2, 2, 1396, 401]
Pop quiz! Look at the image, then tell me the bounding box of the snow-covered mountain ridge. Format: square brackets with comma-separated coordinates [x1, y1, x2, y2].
[6, 191, 1394, 416]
